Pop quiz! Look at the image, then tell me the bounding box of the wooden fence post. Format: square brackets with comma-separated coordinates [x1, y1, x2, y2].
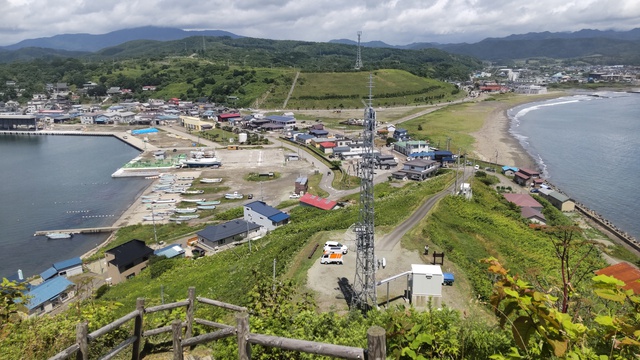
[172, 319, 183, 360]
[367, 326, 386, 360]
[76, 321, 88, 360]
[236, 312, 251, 360]
[186, 287, 195, 340]
[131, 297, 145, 360]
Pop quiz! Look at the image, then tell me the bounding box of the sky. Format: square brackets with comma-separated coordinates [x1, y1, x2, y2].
[1, 0, 640, 46]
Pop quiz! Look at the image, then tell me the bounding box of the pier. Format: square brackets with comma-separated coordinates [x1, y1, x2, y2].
[34, 226, 119, 237]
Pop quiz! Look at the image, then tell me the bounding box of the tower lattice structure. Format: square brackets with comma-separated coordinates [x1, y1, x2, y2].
[355, 31, 363, 70]
[351, 75, 376, 310]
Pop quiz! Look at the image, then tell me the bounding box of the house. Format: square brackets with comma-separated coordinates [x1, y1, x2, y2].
[105, 239, 154, 285]
[393, 140, 430, 156]
[40, 257, 83, 281]
[595, 262, 640, 295]
[513, 168, 540, 187]
[392, 158, 439, 181]
[392, 128, 409, 141]
[299, 193, 337, 210]
[197, 220, 261, 248]
[295, 176, 308, 194]
[218, 113, 242, 122]
[520, 207, 546, 225]
[309, 129, 329, 137]
[503, 193, 543, 211]
[142, 85, 157, 91]
[24, 276, 76, 317]
[318, 141, 337, 154]
[107, 87, 121, 95]
[502, 166, 519, 176]
[244, 201, 290, 231]
[538, 188, 575, 212]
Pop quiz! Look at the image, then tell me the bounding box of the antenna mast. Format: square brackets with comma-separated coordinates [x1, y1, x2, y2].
[352, 74, 376, 311]
[355, 31, 363, 70]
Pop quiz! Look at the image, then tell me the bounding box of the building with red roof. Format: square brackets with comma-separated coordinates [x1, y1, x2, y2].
[299, 193, 337, 211]
[503, 193, 543, 210]
[595, 262, 640, 295]
[318, 141, 337, 154]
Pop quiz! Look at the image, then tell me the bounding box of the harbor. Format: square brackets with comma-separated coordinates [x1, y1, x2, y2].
[34, 227, 119, 237]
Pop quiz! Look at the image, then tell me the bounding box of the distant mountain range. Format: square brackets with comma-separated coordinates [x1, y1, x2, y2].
[2, 27, 640, 64]
[0, 26, 242, 52]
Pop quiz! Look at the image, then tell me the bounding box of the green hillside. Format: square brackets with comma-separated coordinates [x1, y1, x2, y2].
[264, 69, 460, 109]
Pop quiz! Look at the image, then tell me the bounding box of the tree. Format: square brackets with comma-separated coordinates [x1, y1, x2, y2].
[0, 278, 29, 340]
[543, 226, 597, 314]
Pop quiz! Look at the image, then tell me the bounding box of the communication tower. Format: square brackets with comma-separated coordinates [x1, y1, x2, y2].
[351, 74, 376, 310]
[355, 31, 363, 70]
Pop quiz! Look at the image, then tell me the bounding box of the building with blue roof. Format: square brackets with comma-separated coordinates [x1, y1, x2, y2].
[295, 133, 314, 145]
[197, 220, 261, 248]
[154, 244, 186, 259]
[502, 166, 519, 176]
[40, 257, 83, 281]
[265, 115, 296, 129]
[244, 200, 290, 231]
[24, 276, 76, 316]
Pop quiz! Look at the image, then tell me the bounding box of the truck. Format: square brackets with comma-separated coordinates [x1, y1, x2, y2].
[320, 253, 343, 265]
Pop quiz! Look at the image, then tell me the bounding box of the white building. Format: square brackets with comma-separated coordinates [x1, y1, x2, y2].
[410, 264, 443, 308]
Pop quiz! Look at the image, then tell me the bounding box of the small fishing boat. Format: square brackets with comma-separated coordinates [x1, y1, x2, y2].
[178, 176, 195, 181]
[183, 190, 205, 195]
[197, 205, 216, 210]
[180, 198, 206, 203]
[153, 198, 177, 204]
[224, 192, 243, 200]
[196, 200, 221, 206]
[46, 232, 72, 239]
[200, 178, 223, 183]
[174, 208, 198, 214]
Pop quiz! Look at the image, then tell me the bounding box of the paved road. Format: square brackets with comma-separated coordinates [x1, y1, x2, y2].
[376, 170, 472, 251]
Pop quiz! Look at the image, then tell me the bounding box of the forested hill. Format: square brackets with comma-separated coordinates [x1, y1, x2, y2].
[0, 36, 482, 81]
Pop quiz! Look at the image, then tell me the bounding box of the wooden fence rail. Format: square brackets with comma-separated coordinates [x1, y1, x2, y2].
[48, 287, 385, 360]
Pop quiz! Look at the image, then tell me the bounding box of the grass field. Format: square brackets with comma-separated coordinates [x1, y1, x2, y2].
[261, 69, 462, 110]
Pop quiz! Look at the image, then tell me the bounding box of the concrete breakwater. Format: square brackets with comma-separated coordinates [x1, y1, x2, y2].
[545, 181, 640, 252]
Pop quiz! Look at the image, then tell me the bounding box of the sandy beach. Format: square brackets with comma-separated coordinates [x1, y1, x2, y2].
[470, 92, 567, 170]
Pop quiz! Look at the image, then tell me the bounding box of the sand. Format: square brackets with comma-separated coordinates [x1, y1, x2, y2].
[470, 92, 567, 170]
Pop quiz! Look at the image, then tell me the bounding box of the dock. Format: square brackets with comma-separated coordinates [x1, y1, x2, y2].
[34, 226, 119, 237]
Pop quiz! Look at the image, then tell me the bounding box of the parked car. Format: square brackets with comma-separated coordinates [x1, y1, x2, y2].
[289, 193, 301, 199]
[323, 241, 348, 254]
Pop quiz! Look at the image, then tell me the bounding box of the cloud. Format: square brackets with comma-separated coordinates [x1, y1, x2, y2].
[0, 0, 639, 46]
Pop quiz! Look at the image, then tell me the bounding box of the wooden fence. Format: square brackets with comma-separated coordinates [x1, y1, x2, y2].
[49, 287, 385, 360]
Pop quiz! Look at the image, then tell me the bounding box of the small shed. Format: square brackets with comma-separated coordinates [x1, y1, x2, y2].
[410, 264, 443, 308]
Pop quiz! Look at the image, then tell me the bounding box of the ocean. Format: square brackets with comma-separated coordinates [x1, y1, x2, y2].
[509, 91, 640, 240]
[0, 135, 150, 279]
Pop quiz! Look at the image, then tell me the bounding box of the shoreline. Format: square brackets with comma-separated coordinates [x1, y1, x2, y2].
[471, 92, 639, 256]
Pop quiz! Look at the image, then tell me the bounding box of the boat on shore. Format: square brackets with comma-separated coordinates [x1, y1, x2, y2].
[180, 198, 206, 203]
[224, 192, 243, 200]
[46, 232, 72, 239]
[183, 190, 204, 195]
[153, 198, 177, 204]
[178, 176, 195, 181]
[200, 178, 223, 183]
[174, 208, 198, 214]
[196, 200, 221, 206]
[197, 205, 216, 210]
